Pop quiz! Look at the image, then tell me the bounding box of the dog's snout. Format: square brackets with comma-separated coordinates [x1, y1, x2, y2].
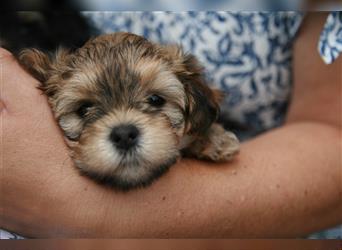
[110, 124, 140, 151]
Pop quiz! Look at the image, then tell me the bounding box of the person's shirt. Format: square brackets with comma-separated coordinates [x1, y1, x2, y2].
[83, 11, 341, 141]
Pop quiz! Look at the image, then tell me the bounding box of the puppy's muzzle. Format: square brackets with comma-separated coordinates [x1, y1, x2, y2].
[110, 124, 140, 151]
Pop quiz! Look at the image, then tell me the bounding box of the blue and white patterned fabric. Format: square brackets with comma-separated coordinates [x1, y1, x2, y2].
[319, 11, 342, 64]
[1, 11, 341, 240]
[81, 11, 342, 140]
[308, 224, 342, 239]
[0, 230, 24, 240]
[83, 11, 304, 140]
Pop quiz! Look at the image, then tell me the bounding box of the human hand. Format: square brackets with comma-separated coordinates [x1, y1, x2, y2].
[0, 48, 88, 236]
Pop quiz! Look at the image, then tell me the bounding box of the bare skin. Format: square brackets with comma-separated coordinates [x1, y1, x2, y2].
[0, 13, 341, 238]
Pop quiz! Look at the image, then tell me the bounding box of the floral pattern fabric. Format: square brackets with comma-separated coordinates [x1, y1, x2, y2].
[319, 12, 342, 64]
[83, 11, 304, 140]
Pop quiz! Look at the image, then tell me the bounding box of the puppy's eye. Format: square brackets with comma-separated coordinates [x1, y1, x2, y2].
[76, 101, 94, 118]
[147, 94, 165, 107]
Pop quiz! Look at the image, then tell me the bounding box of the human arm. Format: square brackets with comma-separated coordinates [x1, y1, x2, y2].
[1, 12, 341, 238]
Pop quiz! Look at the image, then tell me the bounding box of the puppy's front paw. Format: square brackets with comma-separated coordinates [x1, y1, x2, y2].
[198, 123, 239, 162]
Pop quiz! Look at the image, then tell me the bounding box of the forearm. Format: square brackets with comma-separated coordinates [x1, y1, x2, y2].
[4, 122, 339, 238]
[79, 122, 342, 237]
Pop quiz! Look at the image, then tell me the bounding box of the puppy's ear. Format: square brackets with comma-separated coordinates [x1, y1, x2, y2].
[18, 48, 53, 83]
[165, 45, 221, 135]
[18, 48, 71, 97]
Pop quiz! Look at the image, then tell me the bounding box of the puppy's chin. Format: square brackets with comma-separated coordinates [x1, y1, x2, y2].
[76, 157, 178, 191]
[71, 110, 181, 190]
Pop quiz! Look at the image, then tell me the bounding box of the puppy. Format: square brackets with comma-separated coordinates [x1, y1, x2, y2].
[18, 32, 239, 190]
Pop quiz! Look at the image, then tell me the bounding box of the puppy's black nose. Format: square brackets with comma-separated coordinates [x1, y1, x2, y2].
[110, 124, 140, 151]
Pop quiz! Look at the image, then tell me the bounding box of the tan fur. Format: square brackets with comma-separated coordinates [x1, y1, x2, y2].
[184, 124, 239, 161]
[18, 32, 239, 190]
[74, 109, 179, 178]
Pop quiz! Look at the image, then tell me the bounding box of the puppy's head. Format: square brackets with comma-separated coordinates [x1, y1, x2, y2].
[19, 32, 220, 189]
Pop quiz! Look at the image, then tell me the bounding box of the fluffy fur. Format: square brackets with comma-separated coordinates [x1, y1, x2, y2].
[18, 32, 239, 190]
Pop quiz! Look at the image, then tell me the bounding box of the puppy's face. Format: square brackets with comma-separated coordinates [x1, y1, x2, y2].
[19, 33, 220, 189]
